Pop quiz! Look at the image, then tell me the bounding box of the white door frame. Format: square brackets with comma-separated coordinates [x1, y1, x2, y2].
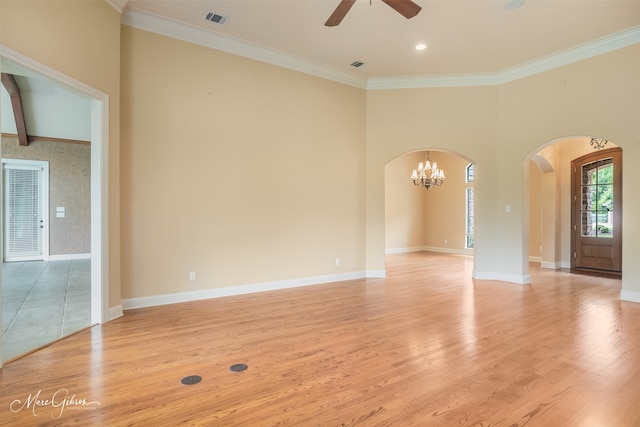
[0, 46, 111, 351]
[2, 158, 50, 262]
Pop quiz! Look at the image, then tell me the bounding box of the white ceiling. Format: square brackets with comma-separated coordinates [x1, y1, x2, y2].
[123, 0, 640, 85]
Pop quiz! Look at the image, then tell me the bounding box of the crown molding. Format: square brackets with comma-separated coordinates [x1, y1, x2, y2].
[368, 25, 640, 90]
[367, 73, 501, 90]
[121, 9, 367, 89]
[106, 0, 128, 14]
[121, 9, 639, 91]
[496, 24, 640, 84]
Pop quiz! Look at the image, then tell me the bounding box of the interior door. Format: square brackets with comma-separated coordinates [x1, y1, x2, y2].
[2, 159, 49, 262]
[571, 147, 622, 272]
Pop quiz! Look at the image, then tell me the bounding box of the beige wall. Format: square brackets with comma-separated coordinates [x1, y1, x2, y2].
[2, 136, 91, 255]
[120, 27, 366, 298]
[385, 151, 425, 251]
[0, 0, 122, 308]
[367, 44, 640, 290]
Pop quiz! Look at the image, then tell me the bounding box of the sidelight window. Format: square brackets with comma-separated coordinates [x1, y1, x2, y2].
[465, 164, 475, 249]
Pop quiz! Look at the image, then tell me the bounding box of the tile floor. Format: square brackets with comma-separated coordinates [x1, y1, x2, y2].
[2, 259, 91, 361]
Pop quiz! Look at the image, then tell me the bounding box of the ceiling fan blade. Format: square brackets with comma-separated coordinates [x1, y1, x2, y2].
[325, 0, 357, 27]
[381, 0, 422, 19]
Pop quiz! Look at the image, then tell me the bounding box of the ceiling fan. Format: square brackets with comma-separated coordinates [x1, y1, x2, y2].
[325, 0, 422, 27]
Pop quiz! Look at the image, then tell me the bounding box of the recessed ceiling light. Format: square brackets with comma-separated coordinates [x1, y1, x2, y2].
[415, 43, 427, 51]
[505, 0, 524, 10]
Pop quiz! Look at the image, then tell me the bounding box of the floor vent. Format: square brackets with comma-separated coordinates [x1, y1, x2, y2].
[229, 363, 248, 372]
[181, 375, 202, 385]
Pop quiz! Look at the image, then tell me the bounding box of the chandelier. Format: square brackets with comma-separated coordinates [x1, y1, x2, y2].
[590, 137, 609, 150]
[411, 152, 445, 189]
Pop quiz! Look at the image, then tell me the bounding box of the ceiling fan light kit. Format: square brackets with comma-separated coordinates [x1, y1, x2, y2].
[325, 0, 422, 27]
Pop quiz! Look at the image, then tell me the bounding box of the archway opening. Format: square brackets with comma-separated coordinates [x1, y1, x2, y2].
[525, 136, 621, 276]
[384, 149, 476, 270]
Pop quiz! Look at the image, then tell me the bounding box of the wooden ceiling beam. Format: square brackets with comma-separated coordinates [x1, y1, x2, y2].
[1, 72, 29, 146]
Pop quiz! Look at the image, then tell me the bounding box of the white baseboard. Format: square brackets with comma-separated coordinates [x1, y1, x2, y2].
[541, 261, 563, 269]
[386, 246, 473, 256]
[108, 304, 123, 321]
[620, 290, 640, 303]
[472, 270, 531, 285]
[385, 246, 424, 254]
[122, 271, 367, 310]
[529, 256, 542, 263]
[366, 270, 386, 278]
[422, 246, 474, 256]
[48, 253, 91, 261]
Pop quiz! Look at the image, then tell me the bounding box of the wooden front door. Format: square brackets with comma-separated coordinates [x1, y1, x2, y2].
[571, 147, 622, 273]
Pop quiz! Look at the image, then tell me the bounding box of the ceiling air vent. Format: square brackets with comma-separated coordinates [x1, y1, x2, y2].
[205, 12, 228, 24]
[350, 61, 365, 68]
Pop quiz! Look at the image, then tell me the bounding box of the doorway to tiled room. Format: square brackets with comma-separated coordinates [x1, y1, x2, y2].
[2, 260, 91, 361]
[1, 49, 106, 364]
[1, 148, 92, 361]
[1, 139, 92, 362]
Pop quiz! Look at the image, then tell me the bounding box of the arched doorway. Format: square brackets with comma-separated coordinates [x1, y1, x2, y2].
[526, 137, 621, 276]
[384, 150, 475, 260]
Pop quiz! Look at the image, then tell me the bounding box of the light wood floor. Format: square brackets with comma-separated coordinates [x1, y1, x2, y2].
[2, 252, 639, 426]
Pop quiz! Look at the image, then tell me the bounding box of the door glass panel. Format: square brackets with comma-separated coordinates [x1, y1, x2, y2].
[582, 163, 597, 185]
[597, 160, 613, 184]
[581, 211, 595, 236]
[581, 184, 596, 207]
[581, 158, 613, 238]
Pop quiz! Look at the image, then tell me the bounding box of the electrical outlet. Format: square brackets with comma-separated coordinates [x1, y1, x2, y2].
[335, 258, 340, 266]
[189, 272, 196, 281]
